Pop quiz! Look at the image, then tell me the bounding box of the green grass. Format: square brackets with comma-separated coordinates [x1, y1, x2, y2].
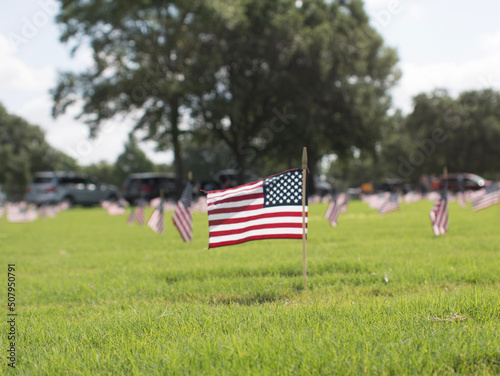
[1, 200, 500, 375]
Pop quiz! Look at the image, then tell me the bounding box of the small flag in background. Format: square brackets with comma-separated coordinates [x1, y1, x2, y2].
[324, 193, 348, 227]
[457, 191, 467, 208]
[469, 185, 500, 212]
[107, 201, 126, 215]
[127, 207, 136, 225]
[6, 203, 27, 223]
[40, 204, 47, 220]
[207, 168, 308, 248]
[429, 190, 448, 236]
[128, 198, 146, 225]
[134, 198, 146, 225]
[148, 198, 164, 234]
[173, 181, 193, 242]
[378, 193, 400, 215]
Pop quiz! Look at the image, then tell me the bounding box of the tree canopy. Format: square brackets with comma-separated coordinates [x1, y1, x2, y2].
[52, 0, 399, 191]
[0, 103, 77, 200]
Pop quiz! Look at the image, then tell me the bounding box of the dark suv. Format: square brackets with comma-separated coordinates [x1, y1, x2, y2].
[122, 173, 176, 204]
[26, 171, 119, 206]
[438, 173, 492, 192]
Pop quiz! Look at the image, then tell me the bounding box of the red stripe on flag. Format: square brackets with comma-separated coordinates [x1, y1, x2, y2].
[209, 233, 303, 248]
[209, 211, 304, 227]
[210, 222, 303, 238]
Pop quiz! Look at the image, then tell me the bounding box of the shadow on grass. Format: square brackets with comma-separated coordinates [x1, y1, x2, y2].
[450, 353, 500, 374]
[162, 260, 371, 284]
[207, 287, 303, 306]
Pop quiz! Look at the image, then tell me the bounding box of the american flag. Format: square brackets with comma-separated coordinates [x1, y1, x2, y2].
[7, 203, 27, 223]
[46, 205, 57, 218]
[26, 206, 38, 222]
[378, 193, 400, 215]
[134, 198, 146, 225]
[469, 185, 500, 211]
[173, 181, 193, 242]
[127, 207, 135, 225]
[107, 201, 126, 215]
[324, 193, 347, 227]
[59, 201, 70, 211]
[40, 204, 47, 220]
[207, 168, 308, 248]
[148, 198, 164, 234]
[128, 198, 146, 225]
[457, 191, 467, 209]
[429, 190, 448, 236]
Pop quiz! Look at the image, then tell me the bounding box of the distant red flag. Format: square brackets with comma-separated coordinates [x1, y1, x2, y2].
[148, 199, 164, 234]
[378, 193, 399, 215]
[429, 193, 448, 236]
[325, 193, 347, 227]
[134, 199, 145, 225]
[128, 198, 145, 225]
[206, 169, 308, 248]
[172, 181, 193, 242]
[127, 207, 135, 225]
[469, 186, 500, 211]
[457, 191, 467, 208]
[107, 202, 126, 215]
[6, 203, 27, 223]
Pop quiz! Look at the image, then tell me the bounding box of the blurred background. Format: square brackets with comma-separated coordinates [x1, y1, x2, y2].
[1, 0, 500, 202]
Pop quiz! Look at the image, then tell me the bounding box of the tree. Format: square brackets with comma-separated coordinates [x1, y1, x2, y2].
[401, 89, 500, 180]
[52, 0, 220, 196]
[114, 133, 156, 184]
[80, 161, 118, 186]
[0, 103, 77, 200]
[193, 0, 399, 187]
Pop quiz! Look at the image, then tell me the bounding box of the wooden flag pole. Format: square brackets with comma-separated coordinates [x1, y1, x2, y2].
[188, 171, 193, 248]
[301, 147, 308, 290]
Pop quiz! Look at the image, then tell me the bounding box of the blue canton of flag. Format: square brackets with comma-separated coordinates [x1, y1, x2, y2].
[263, 170, 307, 207]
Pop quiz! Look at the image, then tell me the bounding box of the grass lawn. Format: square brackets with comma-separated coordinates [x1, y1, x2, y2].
[1, 200, 499, 375]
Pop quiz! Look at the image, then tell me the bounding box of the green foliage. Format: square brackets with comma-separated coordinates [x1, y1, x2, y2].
[391, 89, 500, 182]
[80, 161, 118, 186]
[195, 0, 400, 184]
[0, 103, 77, 200]
[114, 133, 156, 184]
[52, 0, 222, 195]
[2, 201, 499, 374]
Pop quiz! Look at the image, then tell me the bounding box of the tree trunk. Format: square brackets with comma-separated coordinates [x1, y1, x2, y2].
[169, 98, 184, 198]
[234, 143, 246, 186]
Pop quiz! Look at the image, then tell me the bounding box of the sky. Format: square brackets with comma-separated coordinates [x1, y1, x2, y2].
[1, 0, 500, 166]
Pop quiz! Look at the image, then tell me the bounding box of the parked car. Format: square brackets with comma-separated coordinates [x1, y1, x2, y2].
[314, 177, 332, 197]
[26, 171, 119, 206]
[122, 173, 176, 204]
[438, 173, 492, 192]
[200, 169, 260, 192]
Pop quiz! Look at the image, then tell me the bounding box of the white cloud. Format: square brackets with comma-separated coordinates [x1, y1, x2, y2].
[407, 3, 430, 21]
[480, 30, 500, 51]
[392, 53, 500, 113]
[0, 33, 55, 91]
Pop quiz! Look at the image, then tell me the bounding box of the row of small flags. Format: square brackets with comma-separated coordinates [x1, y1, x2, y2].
[354, 184, 500, 236]
[0, 201, 70, 223]
[101, 182, 207, 242]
